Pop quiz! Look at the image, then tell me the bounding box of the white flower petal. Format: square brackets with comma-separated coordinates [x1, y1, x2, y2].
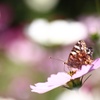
[30, 72, 71, 94]
[56, 90, 93, 100]
[26, 19, 49, 44]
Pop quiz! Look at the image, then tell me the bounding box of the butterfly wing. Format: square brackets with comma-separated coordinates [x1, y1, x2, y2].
[67, 40, 93, 69]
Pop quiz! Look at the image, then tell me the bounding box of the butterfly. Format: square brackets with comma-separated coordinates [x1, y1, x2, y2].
[64, 40, 93, 69]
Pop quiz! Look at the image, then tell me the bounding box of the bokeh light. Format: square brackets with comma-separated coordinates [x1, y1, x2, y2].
[24, 0, 59, 13]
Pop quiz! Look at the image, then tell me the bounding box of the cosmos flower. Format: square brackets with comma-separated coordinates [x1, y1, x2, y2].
[79, 15, 100, 34]
[30, 58, 100, 94]
[26, 19, 87, 46]
[56, 90, 93, 100]
[5, 38, 45, 64]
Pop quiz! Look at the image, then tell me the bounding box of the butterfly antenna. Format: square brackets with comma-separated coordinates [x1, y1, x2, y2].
[50, 57, 63, 62]
[50, 57, 70, 72]
[50, 56, 68, 64]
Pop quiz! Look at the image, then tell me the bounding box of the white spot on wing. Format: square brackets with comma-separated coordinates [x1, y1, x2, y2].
[71, 51, 76, 55]
[78, 41, 81, 44]
[74, 45, 80, 50]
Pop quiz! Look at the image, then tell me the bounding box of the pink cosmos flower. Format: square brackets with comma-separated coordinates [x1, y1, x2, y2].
[30, 58, 100, 94]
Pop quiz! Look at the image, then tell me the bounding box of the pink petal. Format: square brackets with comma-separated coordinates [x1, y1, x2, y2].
[72, 58, 100, 79]
[30, 72, 71, 94]
[72, 64, 91, 79]
[90, 58, 100, 70]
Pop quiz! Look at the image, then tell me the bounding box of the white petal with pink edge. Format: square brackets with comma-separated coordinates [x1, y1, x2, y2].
[30, 72, 71, 94]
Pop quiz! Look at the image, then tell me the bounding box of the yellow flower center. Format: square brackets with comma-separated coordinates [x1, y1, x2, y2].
[68, 71, 76, 76]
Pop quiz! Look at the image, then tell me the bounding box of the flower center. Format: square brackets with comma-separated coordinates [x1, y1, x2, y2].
[68, 70, 76, 76]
